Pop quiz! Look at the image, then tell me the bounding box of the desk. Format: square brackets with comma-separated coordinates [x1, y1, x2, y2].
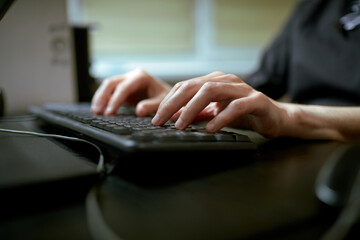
[0, 118, 347, 239]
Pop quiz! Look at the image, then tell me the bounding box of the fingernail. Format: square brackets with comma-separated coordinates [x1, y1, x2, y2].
[175, 118, 185, 129]
[152, 114, 160, 125]
[91, 105, 99, 113]
[207, 122, 216, 132]
[104, 106, 112, 115]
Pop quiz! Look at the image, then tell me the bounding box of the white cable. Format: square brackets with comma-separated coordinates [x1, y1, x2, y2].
[0, 128, 105, 173]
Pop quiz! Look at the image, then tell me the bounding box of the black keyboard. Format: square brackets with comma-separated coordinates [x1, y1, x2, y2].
[29, 103, 256, 152]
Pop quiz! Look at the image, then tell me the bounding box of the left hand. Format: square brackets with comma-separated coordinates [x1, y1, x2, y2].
[151, 72, 289, 138]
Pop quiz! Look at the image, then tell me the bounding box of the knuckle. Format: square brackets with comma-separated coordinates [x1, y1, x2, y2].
[102, 78, 113, 86]
[180, 81, 194, 91]
[103, 75, 121, 86]
[134, 67, 148, 76]
[241, 82, 252, 90]
[201, 82, 218, 94]
[174, 81, 183, 89]
[229, 99, 244, 111]
[252, 91, 266, 101]
[224, 74, 239, 81]
[135, 67, 144, 72]
[235, 82, 253, 93]
[211, 71, 224, 76]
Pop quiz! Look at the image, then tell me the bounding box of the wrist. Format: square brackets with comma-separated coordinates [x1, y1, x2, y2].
[272, 102, 300, 138]
[279, 104, 345, 141]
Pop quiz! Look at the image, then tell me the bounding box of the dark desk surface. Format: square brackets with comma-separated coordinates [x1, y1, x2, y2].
[0, 118, 347, 240]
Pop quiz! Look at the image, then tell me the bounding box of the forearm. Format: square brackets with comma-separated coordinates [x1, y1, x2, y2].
[280, 103, 360, 142]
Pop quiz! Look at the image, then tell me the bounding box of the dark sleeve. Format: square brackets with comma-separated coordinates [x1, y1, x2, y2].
[244, 2, 300, 100]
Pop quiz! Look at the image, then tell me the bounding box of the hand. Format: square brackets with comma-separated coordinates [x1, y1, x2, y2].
[152, 72, 289, 138]
[91, 68, 171, 116]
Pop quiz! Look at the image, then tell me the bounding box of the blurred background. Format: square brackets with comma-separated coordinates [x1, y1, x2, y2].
[78, 0, 297, 80]
[0, 0, 297, 115]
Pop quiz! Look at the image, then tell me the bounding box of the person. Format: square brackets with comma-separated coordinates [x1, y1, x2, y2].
[91, 0, 360, 142]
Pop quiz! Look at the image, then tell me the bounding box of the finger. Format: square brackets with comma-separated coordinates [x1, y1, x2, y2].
[175, 82, 251, 129]
[153, 72, 246, 126]
[136, 94, 164, 117]
[91, 76, 124, 114]
[206, 97, 254, 132]
[159, 72, 225, 107]
[169, 103, 217, 122]
[193, 103, 221, 122]
[153, 72, 228, 125]
[169, 108, 185, 122]
[173, 105, 216, 123]
[104, 75, 144, 115]
[159, 81, 183, 108]
[160, 72, 243, 110]
[152, 84, 196, 125]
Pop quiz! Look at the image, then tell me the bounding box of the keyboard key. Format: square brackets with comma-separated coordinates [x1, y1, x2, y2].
[131, 132, 153, 142]
[215, 133, 235, 142]
[112, 126, 132, 135]
[234, 134, 251, 142]
[154, 133, 179, 142]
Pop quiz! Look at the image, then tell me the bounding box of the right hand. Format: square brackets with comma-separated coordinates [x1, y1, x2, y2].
[91, 68, 171, 116]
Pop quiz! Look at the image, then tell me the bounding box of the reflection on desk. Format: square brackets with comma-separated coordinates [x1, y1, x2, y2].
[86, 138, 342, 240]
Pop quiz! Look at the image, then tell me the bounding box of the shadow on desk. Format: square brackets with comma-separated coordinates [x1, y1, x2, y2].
[86, 138, 343, 240]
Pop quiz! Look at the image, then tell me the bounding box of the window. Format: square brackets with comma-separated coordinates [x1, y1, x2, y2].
[71, 0, 297, 82]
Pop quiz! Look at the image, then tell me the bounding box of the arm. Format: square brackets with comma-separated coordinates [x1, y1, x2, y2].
[280, 104, 360, 142]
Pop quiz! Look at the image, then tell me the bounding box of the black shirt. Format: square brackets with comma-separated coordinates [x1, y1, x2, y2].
[246, 0, 360, 106]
